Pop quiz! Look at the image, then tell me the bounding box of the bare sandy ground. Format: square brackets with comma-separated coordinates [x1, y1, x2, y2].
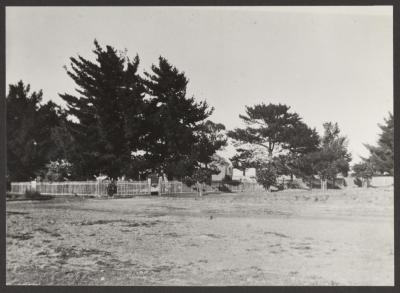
[6, 187, 394, 285]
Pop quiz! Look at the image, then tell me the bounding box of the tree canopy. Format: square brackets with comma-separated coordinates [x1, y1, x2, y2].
[228, 103, 320, 182]
[299, 122, 352, 181]
[7, 81, 63, 182]
[363, 113, 393, 175]
[142, 57, 220, 179]
[57, 42, 226, 180]
[228, 103, 303, 157]
[60, 40, 146, 179]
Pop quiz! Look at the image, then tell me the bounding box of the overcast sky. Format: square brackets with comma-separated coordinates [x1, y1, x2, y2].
[6, 6, 393, 163]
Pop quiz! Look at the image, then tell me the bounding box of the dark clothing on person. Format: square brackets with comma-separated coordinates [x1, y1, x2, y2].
[107, 180, 117, 197]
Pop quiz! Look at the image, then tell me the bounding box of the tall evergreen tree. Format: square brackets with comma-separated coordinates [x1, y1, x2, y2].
[7, 81, 62, 182]
[301, 122, 352, 184]
[228, 103, 319, 181]
[59, 40, 146, 179]
[363, 113, 394, 175]
[143, 57, 214, 178]
[228, 103, 302, 158]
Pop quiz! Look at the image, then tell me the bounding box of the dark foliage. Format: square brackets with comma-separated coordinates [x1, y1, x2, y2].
[143, 56, 223, 178]
[229, 103, 319, 181]
[256, 163, 278, 190]
[363, 113, 393, 175]
[59, 40, 147, 179]
[7, 81, 64, 182]
[297, 122, 352, 182]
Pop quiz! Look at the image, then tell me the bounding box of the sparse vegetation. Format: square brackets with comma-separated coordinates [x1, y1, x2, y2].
[6, 187, 393, 285]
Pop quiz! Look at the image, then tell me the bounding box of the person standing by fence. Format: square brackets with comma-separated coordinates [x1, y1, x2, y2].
[107, 179, 117, 197]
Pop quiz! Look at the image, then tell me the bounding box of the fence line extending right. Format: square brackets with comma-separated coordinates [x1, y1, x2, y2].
[10, 180, 266, 197]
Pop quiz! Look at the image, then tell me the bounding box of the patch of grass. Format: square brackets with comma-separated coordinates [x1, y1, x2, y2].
[35, 227, 52, 234]
[151, 265, 174, 273]
[7, 191, 54, 201]
[76, 219, 161, 227]
[78, 219, 129, 226]
[264, 231, 289, 238]
[55, 246, 112, 260]
[35, 227, 61, 237]
[124, 220, 161, 228]
[164, 232, 179, 237]
[7, 233, 34, 240]
[6, 211, 29, 215]
[205, 233, 222, 239]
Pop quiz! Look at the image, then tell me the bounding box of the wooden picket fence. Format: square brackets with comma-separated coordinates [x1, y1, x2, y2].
[10, 182, 34, 194]
[225, 182, 265, 192]
[10, 179, 270, 198]
[10, 180, 209, 197]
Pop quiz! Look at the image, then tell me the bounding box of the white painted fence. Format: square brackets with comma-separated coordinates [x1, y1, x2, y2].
[10, 180, 151, 197]
[370, 176, 394, 187]
[10, 179, 270, 197]
[10, 182, 34, 194]
[10, 180, 206, 197]
[226, 182, 265, 192]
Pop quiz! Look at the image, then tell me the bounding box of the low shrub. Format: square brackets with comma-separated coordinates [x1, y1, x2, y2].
[354, 177, 363, 187]
[285, 180, 302, 189]
[182, 176, 196, 187]
[221, 178, 241, 186]
[276, 182, 285, 191]
[24, 190, 43, 199]
[218, 184, 232, 193]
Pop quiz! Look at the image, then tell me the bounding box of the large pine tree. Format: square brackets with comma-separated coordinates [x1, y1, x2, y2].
[228, 103, 319, 177]
[143, 57, 214, 178]
[7, 81, 62, 182]
[60, 40, 146, 179]
[228, 103, 308, 158]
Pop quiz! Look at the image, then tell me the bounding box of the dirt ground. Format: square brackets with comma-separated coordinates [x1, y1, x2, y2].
[6, 187, 394, 286]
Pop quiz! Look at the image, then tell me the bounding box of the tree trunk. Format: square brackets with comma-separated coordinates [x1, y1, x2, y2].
[197, 181, 203, 197]
[268, 150, 273, 161]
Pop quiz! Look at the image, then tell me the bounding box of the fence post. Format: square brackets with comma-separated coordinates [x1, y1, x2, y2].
[147, 178, 151, 195]
[30, 180, 36, 192]
[158, 177, 162, 196]
[96, 180, 100, 197]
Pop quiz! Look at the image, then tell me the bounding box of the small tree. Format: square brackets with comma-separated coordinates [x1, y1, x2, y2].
[296, 122, 351, 190]
[255, 163, 278, 191]
[352, 161, 375, 187]
[312, 122, 351, 189]
[364, 113, 393, 175]
[40, 160, 73, 182]
[192, 168, 215, 196]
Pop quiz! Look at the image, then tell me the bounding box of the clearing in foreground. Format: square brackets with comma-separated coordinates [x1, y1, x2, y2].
[6, 187, 394, 285]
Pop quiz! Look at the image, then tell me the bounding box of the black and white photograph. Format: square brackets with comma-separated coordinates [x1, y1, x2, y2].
[4, 3, 395, 286]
